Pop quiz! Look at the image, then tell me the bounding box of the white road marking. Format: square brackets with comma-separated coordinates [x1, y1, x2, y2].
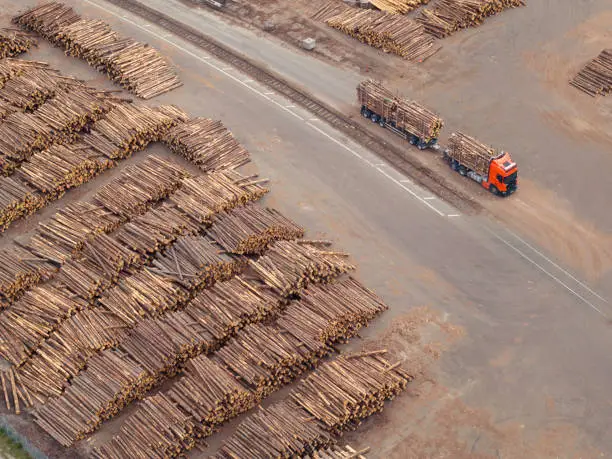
[447, 214, 460, 217]
[485, 227, 606, 317]
[242, 79, 253, 84]
[424, 196, 436, 201]
[308, 118, 319, 122]
[84, 0, 450, 216]
[504, 228, 608, 304]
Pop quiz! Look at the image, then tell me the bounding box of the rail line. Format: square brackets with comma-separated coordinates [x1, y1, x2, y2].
[103, 0, 482, 213]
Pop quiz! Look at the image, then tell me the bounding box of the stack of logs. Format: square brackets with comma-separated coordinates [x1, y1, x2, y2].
[14, 2, 182, 99]
[416, 0, 526, 39]
[0, 246, 56, 307]
[370, 0, 429, 14]
[208, 204, 304, 255]
[570, 49, 612, 97]
[0, 28, 36, 58]
[165, 118, 251, 171]
[215, 353, 409, 458]
[249, 240, 355, 297]
[324, 8, 440, 62]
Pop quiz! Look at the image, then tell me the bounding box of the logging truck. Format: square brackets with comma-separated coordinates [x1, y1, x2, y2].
[357, 80, 518, 196]
[357, 80, 443, 150]
[443, 132, 517, 196]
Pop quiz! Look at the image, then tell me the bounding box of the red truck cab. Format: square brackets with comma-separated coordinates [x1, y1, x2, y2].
[486, 152, 518, 196]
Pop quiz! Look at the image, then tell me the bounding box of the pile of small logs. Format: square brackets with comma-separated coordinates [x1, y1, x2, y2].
[169, 171, 269, 226]
[357, 79, 443, 142]
[0, 283, 86, 365]
[0, 245, 56, 308]
[33, 349, 150, 447]
[0, 68, 73, 111]
[277, 277, 388, 346]
[213, 322, 328, 398]
[249, 240, 355, 297]
[0, 366, 33, 414]
[85, 104, 186, 160]
[325, 9, 440, 62]
[214, 400, 333, 458]
[570, 49, 612, 97]
[14, 3, 183, 99]
[0, 59, 48, 88]
[151, 235, 244, 290]
[315, 444, 370, 458]
[93, 156, 189, 217]
[416, 0, 526, 39]
[208, 204, 304, 255]
[311, 3, 349, 22]
[0, 29, 36, 58]
[185, 276, 280, 343]
[91, 393, 197, 459]
[17, 308, 129, 403]
[0, 177, 45, 232]
[16, 143, 112, 198]
[447, 131, 496, 176]
[53, 233, 140, 301]
[164, 118, 251, 171]
[371, 0, 430, 14]
[291, 353, 411, 433]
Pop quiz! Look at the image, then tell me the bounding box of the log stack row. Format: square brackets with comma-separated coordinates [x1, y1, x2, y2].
[14, 2, 182, 99]
[208, 203, 304, 255]
[165, 118, 251, 171]
[416, 0, 526, 39]
[325, 8, 440, 62]
[0, 29, 36, 58]
[249, 240, 355, 297]
[570, 49, 612, 97]
[215, 353, 409, 458]
[370, 0, 430, 14]
[0, 366, 32, 414]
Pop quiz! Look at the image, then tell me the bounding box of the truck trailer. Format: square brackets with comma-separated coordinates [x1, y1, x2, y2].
[357, 80, 443, 150]
[445, 132, 517, 196]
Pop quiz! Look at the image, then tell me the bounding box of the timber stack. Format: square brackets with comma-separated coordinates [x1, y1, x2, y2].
[570, 49, 612, 97]
[91, 393, 197, 459]
[416, 0, 526, 39]
[0, 29, 36, 58]
[215, 400, 333, 458]
[324, 8, 440, 62]
[14, 2, 182, 99]
[315, 444, 370, 458]
[165, 118, 251, 171]
[370, 0, 429, 14]
[311, 3, 350, 22]
[291, 353, 411, 434]
[249, 240, 355, 297]
[208, 204, 304, 255]
[0, 366, 33, 414]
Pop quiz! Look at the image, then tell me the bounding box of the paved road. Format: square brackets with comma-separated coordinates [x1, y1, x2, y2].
[3, 0, 611, 456]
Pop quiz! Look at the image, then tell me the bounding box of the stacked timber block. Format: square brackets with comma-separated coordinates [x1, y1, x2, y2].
[570, 49, 612, 97]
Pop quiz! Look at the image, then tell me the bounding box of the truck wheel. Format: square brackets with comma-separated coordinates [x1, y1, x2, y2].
[458, 165, 467, 176]
[362, 108, 372, 119]
[379, 118, 385, 128]
[371, 114, 380, 123]
[490, 185, 500, 195]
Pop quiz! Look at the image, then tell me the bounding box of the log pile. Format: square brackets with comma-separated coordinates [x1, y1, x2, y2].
[91, 393, 197, 459]
[371, 0, 430, 14]
[214, 400, 332, 459]
[0, 68, 78, 112]
[249, 240, 355, 297]
[213, 322, 328, 398]
[208, 204, 304, 255]
[16, 142, 112, 198]
[33, 349, 150, 447]
[315, 444, 370, 458]
[14, 2, 182, 99]
[570, 49, 612, 97]
[416, 0, 526, 39]
[169, 171, 269, 227]
[325, 9, 440, 62]
[0, 29, 36, 58]
[93, 156, 189, 217]
[357, 79, 443, 142]
[277, 277, 388, 346]
[291, 353, 411, 433]
[17, 308, 129, 403]
[311, 3, 350, 22]
[0, 177, 45, 232]
[0, 283, 87, 365]
[0, 246, 56, 308]
[164, 118, 251, 171]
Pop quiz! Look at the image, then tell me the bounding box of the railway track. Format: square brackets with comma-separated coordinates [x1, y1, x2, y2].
[103, 0, 482, 213]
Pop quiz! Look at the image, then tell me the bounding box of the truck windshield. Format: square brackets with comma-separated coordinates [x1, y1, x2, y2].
[504, 171, 517, 184]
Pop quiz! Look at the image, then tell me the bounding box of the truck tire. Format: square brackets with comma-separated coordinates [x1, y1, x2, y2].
[362, 108, 372, 119]
[371, 114, 380, 123]
[379, 117, 385, 128]
[458, 165, 467, 176]
[489, 184, 500, 196]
